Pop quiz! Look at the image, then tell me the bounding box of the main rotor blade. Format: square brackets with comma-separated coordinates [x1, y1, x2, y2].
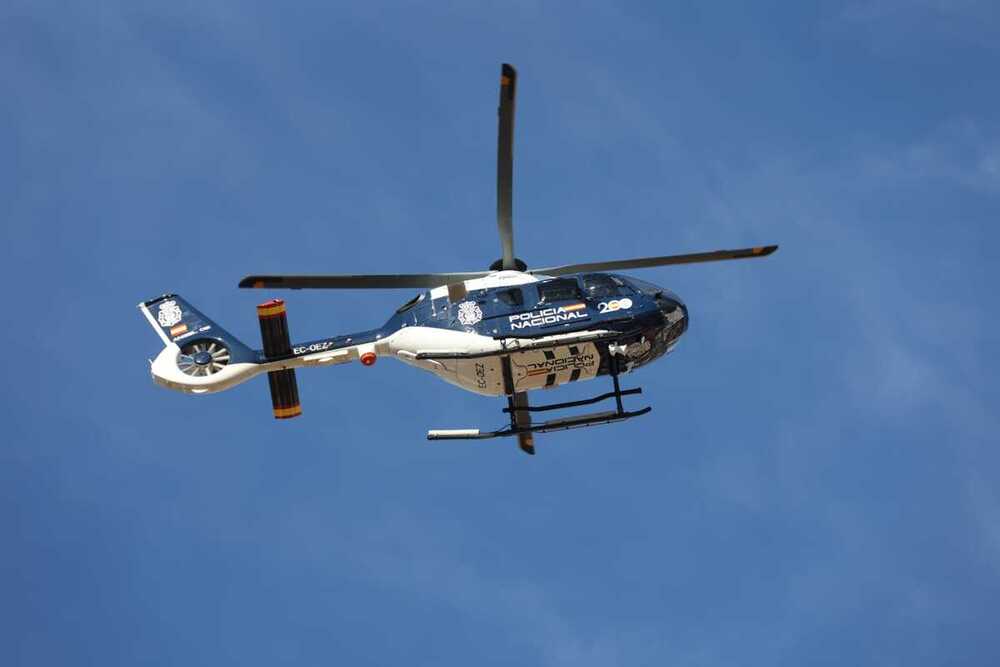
[529, 245, 779, 276]
[496, 63, 517, 270]
[512, 392, 535, 456]
[239, 272, 491, 289]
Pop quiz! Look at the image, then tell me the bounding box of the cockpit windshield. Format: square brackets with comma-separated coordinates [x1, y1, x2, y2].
[624, 277, 664, 297]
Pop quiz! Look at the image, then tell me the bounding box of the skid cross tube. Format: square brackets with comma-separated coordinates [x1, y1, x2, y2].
[427, 349, 650, 442]
[503, 388, 642, 414]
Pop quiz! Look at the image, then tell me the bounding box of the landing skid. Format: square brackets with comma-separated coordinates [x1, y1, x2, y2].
[427, 353, 651, 449]
[426, 407, 652, 441]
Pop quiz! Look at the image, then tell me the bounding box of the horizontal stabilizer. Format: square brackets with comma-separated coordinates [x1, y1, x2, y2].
[257, 299, 302, 419]
[267, 369, 301, 419]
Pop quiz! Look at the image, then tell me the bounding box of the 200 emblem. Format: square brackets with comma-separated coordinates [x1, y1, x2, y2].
[598, 298, 633, 314]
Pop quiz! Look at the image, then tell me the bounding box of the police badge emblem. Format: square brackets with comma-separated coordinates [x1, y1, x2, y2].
[157, 300, 183, 328]
[457, 301, 483, 326]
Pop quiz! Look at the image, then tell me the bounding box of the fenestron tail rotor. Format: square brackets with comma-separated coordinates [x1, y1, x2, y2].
[177, 340, 231, 377]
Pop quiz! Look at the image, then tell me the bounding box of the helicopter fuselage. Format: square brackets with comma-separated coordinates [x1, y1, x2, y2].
[287, 270, 688, 397]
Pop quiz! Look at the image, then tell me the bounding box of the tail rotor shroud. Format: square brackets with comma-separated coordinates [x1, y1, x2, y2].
[177, 340, 231, 377]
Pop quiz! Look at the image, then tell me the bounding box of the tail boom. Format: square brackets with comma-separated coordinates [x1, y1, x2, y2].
[139, 294, 379, 400]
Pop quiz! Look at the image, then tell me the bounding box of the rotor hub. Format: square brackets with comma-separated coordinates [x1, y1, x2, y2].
[489, 258, 528, 272]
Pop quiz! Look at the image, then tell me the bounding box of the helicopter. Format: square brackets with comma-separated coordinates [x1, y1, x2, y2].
[138, 64, 777, 455]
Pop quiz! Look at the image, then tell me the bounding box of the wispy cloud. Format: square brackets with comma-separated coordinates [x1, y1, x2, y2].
[841, 0, 993, 22]
[279, 507, 644, 666]
[860, 118, 1000, 193]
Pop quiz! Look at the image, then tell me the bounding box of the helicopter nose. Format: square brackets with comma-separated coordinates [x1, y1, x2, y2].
[658, 291, 684, 311]
[661, 294, 688, 328]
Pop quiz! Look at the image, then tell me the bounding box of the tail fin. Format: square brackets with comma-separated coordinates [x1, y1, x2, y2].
[138, 294, 260, 394]
[139, 294, 253, 354]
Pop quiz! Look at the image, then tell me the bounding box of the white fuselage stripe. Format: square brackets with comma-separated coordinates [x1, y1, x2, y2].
[427, 270, 546, 300]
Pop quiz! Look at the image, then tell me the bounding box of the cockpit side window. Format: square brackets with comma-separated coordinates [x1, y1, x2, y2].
[496, 288, 523, 306]
[582, 273, 625, 299]
[395, 292, 425, 314]
[537, 278, 583, 303]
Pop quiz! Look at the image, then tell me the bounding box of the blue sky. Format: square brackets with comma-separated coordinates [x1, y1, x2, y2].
[3, 1, 999, 664]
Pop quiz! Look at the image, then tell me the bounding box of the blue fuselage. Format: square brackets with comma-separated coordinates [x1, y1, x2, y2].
[382, 272, 688, 377]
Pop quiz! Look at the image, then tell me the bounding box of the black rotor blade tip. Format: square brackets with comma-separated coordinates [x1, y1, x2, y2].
[240, 276, 274, 288]
[500, 64, 517, 96]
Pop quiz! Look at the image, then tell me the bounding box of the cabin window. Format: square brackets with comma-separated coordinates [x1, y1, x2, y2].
[496, 288, 523, 306]
[582, 274, 624, 299]
[537, 278, 583, 303]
